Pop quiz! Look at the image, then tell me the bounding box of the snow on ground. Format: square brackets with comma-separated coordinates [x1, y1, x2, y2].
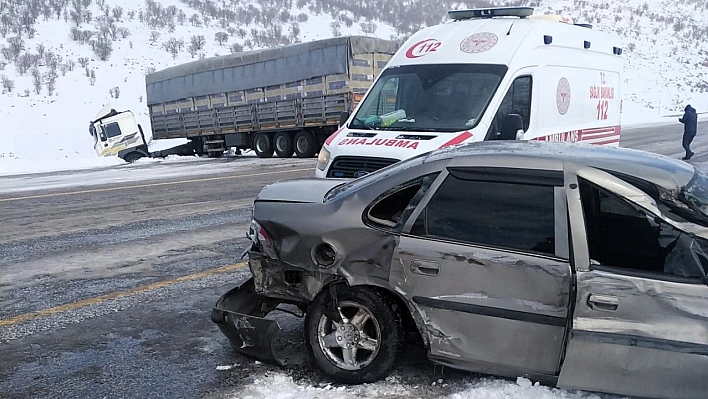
[233, 372, 622, 399]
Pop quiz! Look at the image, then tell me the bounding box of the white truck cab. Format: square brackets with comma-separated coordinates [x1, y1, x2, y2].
[90, 104, 147, 161]
[316, 7, 624, 178]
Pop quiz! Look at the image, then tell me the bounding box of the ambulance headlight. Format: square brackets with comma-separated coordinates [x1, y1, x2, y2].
[317, 147, 330, 171]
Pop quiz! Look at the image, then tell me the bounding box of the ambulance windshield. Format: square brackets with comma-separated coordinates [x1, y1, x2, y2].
[350, 64, 507, 133]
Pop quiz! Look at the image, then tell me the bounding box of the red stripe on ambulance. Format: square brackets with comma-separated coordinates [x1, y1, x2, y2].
[325, 127, 344, 146]
[438, 131, 474, 149]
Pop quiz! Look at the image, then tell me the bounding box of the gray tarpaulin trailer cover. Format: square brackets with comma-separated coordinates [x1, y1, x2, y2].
[145, 36, 399, 106]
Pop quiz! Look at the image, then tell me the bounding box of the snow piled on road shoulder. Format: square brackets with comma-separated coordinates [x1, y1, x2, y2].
[235, 373, 624, 399]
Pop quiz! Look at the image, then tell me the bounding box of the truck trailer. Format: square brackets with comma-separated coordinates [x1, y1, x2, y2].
[90, 36, 398, 162]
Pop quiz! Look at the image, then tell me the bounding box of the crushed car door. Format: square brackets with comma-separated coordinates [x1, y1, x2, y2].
[558, 168, 708, 399]
[391, 167, 573, 378]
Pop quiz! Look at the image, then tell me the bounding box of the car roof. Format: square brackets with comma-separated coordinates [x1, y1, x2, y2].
[426, 141, 696, 190]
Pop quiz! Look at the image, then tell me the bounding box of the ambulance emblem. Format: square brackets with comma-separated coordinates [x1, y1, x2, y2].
[459, 32, 498, 53]
[556, 78, 571, 115]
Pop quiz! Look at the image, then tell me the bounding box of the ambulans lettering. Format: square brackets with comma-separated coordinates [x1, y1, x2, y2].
[535, 131, 580, 142]
[338, 138, 419, 149]
[405, 39, 441, 58]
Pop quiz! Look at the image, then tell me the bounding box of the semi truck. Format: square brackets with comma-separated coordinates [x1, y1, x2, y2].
[89, 36, 398, 162]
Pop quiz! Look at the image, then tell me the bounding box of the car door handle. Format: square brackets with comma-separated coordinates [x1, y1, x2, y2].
[411, 259, 439, 276]
[587, 294, 619, 312]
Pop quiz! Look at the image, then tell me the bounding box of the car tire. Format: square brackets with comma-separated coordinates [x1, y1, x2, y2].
[274, 132, 294, 158]
[294, 131, 318, 158]
[253, 133, 274, 158]
[305, 286, 402, 384]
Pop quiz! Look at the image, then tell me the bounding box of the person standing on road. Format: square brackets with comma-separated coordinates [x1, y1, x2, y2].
[679, 104, 698, 160]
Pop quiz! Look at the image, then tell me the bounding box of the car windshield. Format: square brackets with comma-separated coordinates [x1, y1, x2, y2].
[350, 64, 507, 133]
[324, 151, 431, 202]
[680, 169, 708, 220]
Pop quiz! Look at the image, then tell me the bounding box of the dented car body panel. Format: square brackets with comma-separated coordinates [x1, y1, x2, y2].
[213, 141, 708, 399]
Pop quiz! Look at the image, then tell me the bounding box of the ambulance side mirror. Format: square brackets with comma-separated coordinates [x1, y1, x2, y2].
[499, 114, 524, 140]
[339, 111, 350, 128]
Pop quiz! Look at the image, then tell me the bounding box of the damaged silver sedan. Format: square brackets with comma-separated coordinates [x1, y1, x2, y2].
[211, 141, 708, 399]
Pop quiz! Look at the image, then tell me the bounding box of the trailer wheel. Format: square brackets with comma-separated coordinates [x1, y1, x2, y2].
[253, 134, 274, 158]
[294, 131, 318, 158]
[274, 132, 294, 158]
[305, 286, 402, 384]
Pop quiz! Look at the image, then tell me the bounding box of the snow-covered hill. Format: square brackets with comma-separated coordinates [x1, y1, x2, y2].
[0, 0, 706, 174]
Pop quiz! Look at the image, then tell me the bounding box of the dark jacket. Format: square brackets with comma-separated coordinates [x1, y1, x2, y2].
[679, 105, 698, 135]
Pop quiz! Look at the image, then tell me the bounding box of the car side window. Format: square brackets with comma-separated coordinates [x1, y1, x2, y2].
[494, 75, 532, 133]
[411, 171, 556, 255]
[104, 122, 122, 139]
[365, 173, 439, 229]
[579, 178, 705, 278]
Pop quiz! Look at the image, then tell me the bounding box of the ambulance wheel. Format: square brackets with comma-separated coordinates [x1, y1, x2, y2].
[253, 134, 274, 158]
[294, 131, 318, 158]
[274, 132, 294, 158]
[305, 286, 402, 384]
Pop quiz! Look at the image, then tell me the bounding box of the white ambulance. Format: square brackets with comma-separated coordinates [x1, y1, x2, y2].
[316, 7, 624, 178]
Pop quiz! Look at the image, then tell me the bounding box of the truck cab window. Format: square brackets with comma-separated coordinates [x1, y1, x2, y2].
[103, 122, 122, 139]
[579, 178, 705, 278]
[491, 76, 532, 138]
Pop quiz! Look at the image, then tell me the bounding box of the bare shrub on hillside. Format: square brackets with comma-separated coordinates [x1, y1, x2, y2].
[188, 35, 205, 58]
[92, 37, 113, 61]
[1, 75, 15, 93]
[150, 31, 160, 43]
[7, 36, 25, 62]
[79, 56, 89, 68]
[31, 67, 42, 94]
[189, 14, 201, 27]
[215, 31, 228, 46]
[17, 53, 33, 76]
[112, 6, 123, 21]
[360, 19, 377, 35]
[59, 63, 69, 76]
[229, 43, 243, 53]
[162, 37, 184, 59]
[109, 86, 120, 98]
[118, 27, 130, 39]
[36, 43, 45, 58]
[46, 78, 56, 96]
[0, 47, 11, 62]
[89, 69, 96, 85]
[67, 59, 75, 71]
[330, 21, 341, 37]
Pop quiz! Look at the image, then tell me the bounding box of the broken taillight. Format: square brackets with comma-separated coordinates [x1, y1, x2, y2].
[248, 219, 278, 259]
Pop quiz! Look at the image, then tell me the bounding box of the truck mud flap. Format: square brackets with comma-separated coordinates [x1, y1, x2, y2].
[211, 278, 287, 366]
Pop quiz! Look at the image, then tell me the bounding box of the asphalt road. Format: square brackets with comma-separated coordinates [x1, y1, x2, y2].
[0, 121, 706, 399]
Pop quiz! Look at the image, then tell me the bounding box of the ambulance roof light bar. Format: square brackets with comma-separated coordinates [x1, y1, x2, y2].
[448, 7, 535, 21]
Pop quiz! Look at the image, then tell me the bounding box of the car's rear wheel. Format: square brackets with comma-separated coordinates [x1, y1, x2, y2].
[305, 286, 401, 384]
